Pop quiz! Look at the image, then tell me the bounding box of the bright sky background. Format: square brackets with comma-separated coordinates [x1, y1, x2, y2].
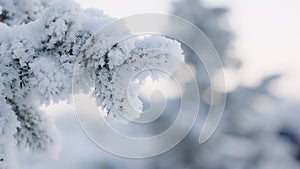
[74, 0, 300, 102]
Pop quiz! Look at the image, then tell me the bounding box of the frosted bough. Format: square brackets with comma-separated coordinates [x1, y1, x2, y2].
[0, 0, 184, 168]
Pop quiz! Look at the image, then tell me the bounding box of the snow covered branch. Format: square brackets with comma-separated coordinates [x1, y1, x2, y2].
[0, 0, 183, 168]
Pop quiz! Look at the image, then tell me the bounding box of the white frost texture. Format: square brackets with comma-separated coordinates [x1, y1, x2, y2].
[0, 0, 184, 168]
[93, 36, 183, 122]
